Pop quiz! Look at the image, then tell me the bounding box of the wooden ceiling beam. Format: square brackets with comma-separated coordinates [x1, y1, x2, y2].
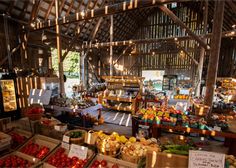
[59, 0, 66, 14]
[6, 0, 17, 15]
[32, 0, 192, 31]
[44, 0, 55, 21]
[19, 1, 28, 19]
[30, 0, 42, 23]
[64, 0, 84, 34]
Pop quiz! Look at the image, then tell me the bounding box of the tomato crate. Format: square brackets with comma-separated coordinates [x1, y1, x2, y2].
[42, 145, 95, 168]
[17, 134, 60, 162]
[88, 154, 138, 168]
[0, 151, 40, 168]
[0, 132, 12, 152]
[8, 128, 33, 150]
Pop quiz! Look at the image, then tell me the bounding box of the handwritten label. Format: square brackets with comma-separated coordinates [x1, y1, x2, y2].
[68, 144, 88, 160]
[61, 142, 70, 150]
[189, 150, 225, 168]
[62, 135, 70, 143]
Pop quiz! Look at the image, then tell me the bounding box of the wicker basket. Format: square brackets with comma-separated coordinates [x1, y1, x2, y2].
[65, 129, 86, 144]
[121, 150, 141, 164]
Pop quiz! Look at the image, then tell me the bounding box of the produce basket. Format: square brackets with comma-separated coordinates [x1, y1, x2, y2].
[18, 134, 60, 161]
[42, 145, 95, 168]
[120, 142, 147, 164]
[8, 128, 32, 150]
[96, 135, 121, 157]
[0, 131, 12, 152]
[193, 104, 210, 116]
[0, 151, 40, 168]
[65, 129, 87, 144]
[89, 153, 137, 168]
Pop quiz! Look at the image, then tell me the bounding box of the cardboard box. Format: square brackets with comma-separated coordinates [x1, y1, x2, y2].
[146, 151, 188, 168]
[89, 154, 138, 168]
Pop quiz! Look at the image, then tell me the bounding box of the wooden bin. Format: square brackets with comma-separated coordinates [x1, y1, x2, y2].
[42, 145, 95, 168]
[8, 128, 33, 150]
[0, 151, 40, 168]
[17, 134, 60, 161]
[146, 151, 188, 168]
[0, 132, 12, 152]
[89, 154, 138, 168]
[193, 104, 210, 116]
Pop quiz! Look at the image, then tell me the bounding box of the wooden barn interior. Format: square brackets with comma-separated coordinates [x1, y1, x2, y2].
[0, 0, 236, 167]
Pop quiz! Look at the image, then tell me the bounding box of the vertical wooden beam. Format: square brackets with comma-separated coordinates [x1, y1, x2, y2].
[55, 0, 65, 94]
[196, 0, 208, 96]
[80, 50, 85, 87]
[110, 15, 113, 76]
[204, 1, 225, 111]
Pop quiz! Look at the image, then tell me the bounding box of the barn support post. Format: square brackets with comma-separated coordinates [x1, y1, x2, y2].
[196, 0, 208, 96]
[110, 15, 113, 76]
[204, 1, 225, 113]
[55, 0, 65, 94]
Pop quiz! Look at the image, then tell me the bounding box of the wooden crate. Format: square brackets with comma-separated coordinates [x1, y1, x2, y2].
[0, 132, 12, 151]
[42, 145, 95, 168]
[8, 128, 33, 150]
[17, 134, 60, 161]
[0, 151, 40, 168]
[89, 154, 138, 168]
[146, 151, 188, 168]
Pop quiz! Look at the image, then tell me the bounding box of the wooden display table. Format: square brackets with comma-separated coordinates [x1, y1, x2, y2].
[132, 116, 236, 155]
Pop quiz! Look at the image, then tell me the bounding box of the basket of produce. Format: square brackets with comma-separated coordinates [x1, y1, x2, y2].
[120, 142, 147, 164]
[96, 132, 121, 157]
[65, 129, 87, 144]
[25, 104, 44, 121]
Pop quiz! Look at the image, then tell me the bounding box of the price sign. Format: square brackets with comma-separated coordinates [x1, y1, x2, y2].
[189, 150, 225, 168]
[68, 144, 88, 160]
[213, 126, 221, 132]
[61, 142, 70, 150]
[62, 135, 70, 143]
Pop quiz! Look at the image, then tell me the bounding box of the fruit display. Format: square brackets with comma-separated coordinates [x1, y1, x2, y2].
[20, 142, 50, 159]
[174, 94, 189, 100]
[225, 155, 236, 168]
[26, 106, 44, 121]
[0, 154, 33, 168]
[96, 132, 121, 156]
[68, 131, 84, 138]
[50, 97, 95, 109]
[46, 147, 89, 168]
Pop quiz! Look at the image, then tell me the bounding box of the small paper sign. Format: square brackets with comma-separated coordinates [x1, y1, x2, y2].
[62, 135, 70, 143]
[61, 142, 70, 150]
[68, 144, 88, 160]
[189, 150, 225, 168]
[213, 126, 221, 132]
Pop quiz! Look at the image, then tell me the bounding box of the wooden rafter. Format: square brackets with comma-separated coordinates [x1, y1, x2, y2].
[44, 0, 55, 21]
[59, 0, 66, 14]
[19, 1, 28, 19]
[158, 5, 208, 50]
[30, 0, 42, 23]
[32, 0, 192, 31]
[6, 0, 17, 15]
[64, 0, 84, 34]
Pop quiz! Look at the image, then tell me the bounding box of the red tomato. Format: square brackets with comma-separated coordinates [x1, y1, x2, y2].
[93, 160, 100, 167]
[112, 164, 119, 168]
[101, 160, 107, 167]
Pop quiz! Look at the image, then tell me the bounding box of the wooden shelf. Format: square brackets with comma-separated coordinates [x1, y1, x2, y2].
[103, 104, 133, 112]
[103, 96, 135, 103]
